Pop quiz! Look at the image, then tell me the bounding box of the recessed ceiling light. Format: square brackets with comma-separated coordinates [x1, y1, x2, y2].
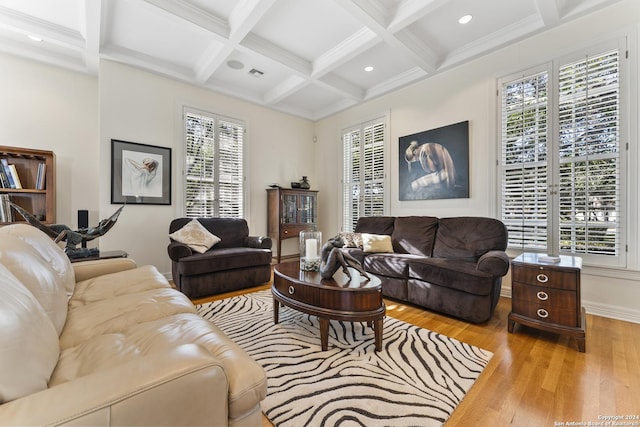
[27, 34, 43, 42]
[458, 14, 473, 24]
[364, 66, 374, 72]
[227, 60, 244, 70]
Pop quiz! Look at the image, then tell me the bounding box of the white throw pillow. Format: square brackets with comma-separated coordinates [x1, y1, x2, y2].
[169, 219, 221, 253]
[361, 233, 394, 253]
[0, 263, 59, 403]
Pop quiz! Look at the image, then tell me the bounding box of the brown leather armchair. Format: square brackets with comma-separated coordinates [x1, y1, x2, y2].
[168, 218, 272, 299]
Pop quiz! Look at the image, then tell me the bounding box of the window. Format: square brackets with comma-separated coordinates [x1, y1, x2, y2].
[499, 41, 626, 267]
[342, 117, 387, 231]
[183, 108, 245, 218]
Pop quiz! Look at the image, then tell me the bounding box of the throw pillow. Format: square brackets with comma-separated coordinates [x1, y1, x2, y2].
[169, 219, 221, 253]
[0, 263, 60, 403]
[361, 233, 394, 253]
[338, 232, 363, 248]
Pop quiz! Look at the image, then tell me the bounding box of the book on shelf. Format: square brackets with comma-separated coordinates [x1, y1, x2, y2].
[36, 162, 46, 190]
[8, 164, 22, 189]
[0, 158, 16, 189]
[0, 194, 13, 222]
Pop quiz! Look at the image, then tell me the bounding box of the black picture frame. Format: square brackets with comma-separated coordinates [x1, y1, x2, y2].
[398, 121, 469, 201]
[111, 139, 171, 205]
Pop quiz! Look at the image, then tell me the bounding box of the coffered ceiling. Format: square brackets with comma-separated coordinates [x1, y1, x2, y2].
[0, 0, 621, 120]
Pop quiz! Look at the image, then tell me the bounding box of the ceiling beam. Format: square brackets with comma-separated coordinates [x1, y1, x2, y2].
[535, 0, 561, 26]
[142, 0, 229, 37]
[311, 27, 379, 78]
[82, 0, 102, 74]
[228, 0, 276, 43]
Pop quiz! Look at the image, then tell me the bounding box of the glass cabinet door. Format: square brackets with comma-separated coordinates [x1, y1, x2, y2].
[299, 194, 317, 224]
[283, 194, 298, 224]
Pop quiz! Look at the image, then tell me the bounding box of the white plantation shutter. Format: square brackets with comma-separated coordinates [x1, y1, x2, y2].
[184, 109, 244, 218]
[343, 118, 386, 231]
[499, 42, 625, 266]
[500, 69, 550, 250]
[557, 49, 621, 257]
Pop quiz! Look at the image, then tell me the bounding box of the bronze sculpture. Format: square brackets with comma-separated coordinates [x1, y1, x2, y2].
[9, 201, 124, 259]
[319, 235, 370, 280]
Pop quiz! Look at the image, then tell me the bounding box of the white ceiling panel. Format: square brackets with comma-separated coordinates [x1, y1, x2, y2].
[0, 0, 623, 120]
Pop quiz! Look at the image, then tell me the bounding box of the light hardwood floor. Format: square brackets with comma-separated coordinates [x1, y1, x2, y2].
[193, 280, 640, 427]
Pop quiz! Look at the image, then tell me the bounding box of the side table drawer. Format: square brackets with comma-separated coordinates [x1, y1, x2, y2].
[512, 282, 579, 327]
[274, 276, 318, 305]
[512, 265, 578, 290]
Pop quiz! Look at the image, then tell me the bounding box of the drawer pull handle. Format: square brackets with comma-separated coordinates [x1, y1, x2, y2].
[288, 286, 295, 295]
[537, 308, 549, 319]
[536, 273, 549, 283]
[536, 291, 549, 301]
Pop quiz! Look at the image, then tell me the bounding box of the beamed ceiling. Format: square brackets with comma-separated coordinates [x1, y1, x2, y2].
[0, 0, 621, 120]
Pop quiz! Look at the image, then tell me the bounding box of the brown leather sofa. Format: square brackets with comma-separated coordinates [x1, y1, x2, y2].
[342, 216, 509, 323]
[168, 218, 272, 299]
[0, 224, 267, 426]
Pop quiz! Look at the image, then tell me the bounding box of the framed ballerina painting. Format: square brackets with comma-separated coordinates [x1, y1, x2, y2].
[398, 121, 469, 201]
[111, 139, 171, 205]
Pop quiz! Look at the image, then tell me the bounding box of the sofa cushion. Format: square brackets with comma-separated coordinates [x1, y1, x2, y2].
[364, 253, 424, 279]
[178, 247, 272, 276]
[409, 258, 496, 296]
[355, 216, 395, 235]
[0, 230, 69, 334]
[433, 217, 508, 262]
[169, 219, 221, 253]
[361, 233, 394, 253]
[391, 216, 438, 256]
[0, 263, 59, 403]
[0, 224, 76, 295]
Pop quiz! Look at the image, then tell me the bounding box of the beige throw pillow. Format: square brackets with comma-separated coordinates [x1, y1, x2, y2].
[169, 219, 221, 253]
[361, 233, 394, 253]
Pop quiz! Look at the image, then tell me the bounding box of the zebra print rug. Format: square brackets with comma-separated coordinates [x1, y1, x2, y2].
[196, 290, 492, 427]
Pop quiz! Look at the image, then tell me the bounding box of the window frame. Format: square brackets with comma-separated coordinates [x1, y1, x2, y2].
[182, 106, 246, 219]
[498, 37, 628, 268]
[341, 114, 389, 232]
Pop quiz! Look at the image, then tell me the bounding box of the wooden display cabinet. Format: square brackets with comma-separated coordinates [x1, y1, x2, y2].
[267, 188, 318, 263]
[0, 146, 55, 225]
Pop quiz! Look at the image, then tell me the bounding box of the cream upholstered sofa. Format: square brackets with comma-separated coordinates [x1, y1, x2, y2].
[0, 224, 267, 426]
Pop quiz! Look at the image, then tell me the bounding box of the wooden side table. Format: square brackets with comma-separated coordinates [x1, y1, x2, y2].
[508, 253, 586, 352]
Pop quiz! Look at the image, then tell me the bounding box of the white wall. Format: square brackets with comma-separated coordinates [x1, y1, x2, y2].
[98, 60, 315, 273]
[314, 0, 640, 323]
[0, 53, 99, 230]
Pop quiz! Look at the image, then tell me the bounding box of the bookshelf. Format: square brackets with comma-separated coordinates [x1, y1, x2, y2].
[0, 146, 55, 225]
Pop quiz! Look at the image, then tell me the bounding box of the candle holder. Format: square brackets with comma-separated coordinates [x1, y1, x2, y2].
[300, 231, 322, 271]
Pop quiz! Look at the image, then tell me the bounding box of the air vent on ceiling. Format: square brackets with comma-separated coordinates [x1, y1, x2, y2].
[249, 68, 264, 78]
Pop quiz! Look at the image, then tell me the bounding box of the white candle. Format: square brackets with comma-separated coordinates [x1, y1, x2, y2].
[305, 238, 318, 260]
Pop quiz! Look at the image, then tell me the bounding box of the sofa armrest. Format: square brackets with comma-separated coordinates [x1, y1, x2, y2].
[167, 240, 193, 261]
[245, 235, 272, 249]
[476, 250, 510, 276]
[0, 344, 228, 427]
[72, 257, 138, 283]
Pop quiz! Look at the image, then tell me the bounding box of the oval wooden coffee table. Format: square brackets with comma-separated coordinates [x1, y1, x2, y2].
[272, 262, 385, 351]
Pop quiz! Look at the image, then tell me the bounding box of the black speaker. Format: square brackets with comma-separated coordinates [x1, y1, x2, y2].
[78, 210, 89, 248]
[78, 210, 89, 228]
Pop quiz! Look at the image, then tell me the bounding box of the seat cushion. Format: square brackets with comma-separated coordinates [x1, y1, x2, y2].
[178, 248, 272, 276]
[364, 253, 424, 279]
[408, 258, 496, 296]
